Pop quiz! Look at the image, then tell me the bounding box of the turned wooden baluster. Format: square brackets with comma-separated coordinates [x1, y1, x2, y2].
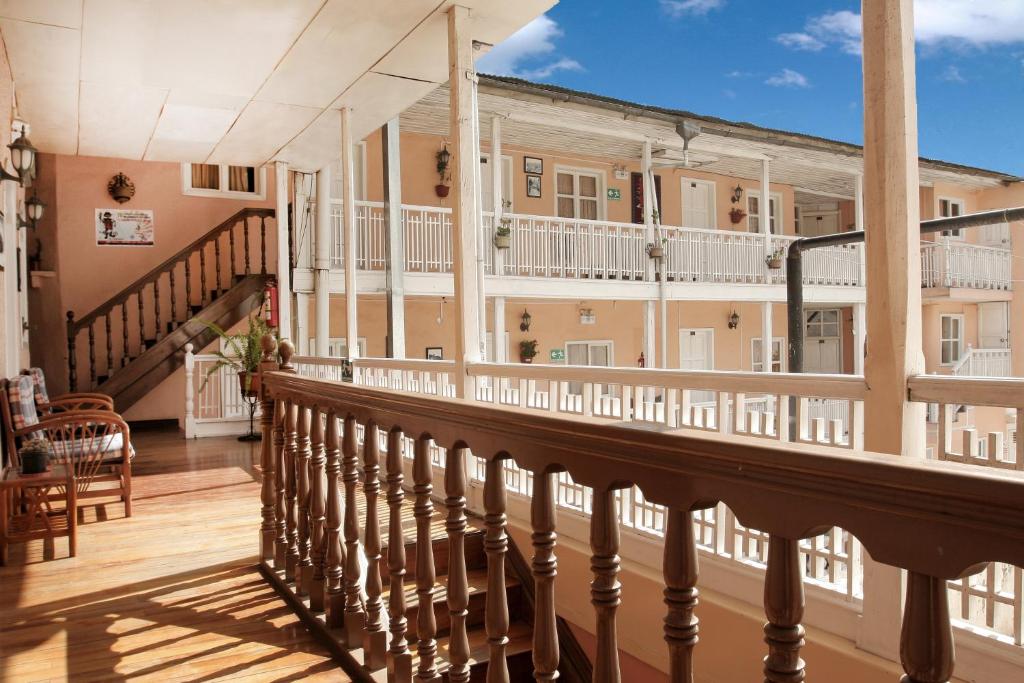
[284, 400, 300, 581]
[414, 436, 441, 682]
[386, 428, 412, 682]
[104, 313, 113, 377]
[137, 291, 145, 348]
[120, 305, 129, 368]
[484, 457, 510, 683]
[215, 237, 223, 293]
[153, 278, 162, 339]
[88, 324, 96, 387]
[169, 267, 177, 328]
[532, 471, 560, 681]
[446, 446, 471, 683]
[362, 421, 387, 669]
[308, 407, 328, 611]
[341, 415, 366, 645]
[229, 223, 237, 280]
[899, 572, 954, 683]
[260, 214, 268, 274]
[763, 536, 806, 683]
[591, 488, 622, 682]
[243, 215, 251, 276]
[184, 256, 192, 315]
[273, 397, 288, 569]
[258, 334, 277, 563]
[65, 312, 77, 392]
[200, 247, 208, 307]
[325, 412, 346, 628]
[296, 404, 313, 596]
[664, 508, 700, 683]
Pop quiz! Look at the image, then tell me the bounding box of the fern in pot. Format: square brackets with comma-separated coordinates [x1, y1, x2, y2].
[196, 312, 273, 398]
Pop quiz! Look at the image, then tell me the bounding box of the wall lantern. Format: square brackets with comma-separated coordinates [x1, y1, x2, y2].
[519, 309, 532, 332]
[0, 125, 37, 185]
[579, 307, 596, 325]
[107, 172, 135, 203]
[728, 309, 740, 329]
[18, 192, 45, 230]
[730, 184, 743, 204]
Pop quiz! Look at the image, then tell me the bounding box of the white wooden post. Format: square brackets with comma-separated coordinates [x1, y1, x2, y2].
[295, 292, 310, 355]
[853, 302, 866, 376]
[449, 5, 482, 398]
[274, 161, 292, 341]
[383, 117, 406, 359]
[760, 158, 773, 372]
[341, 107, 359, 359]
[491, 115, 504, 278]
[643, 301, 656, 369]
[494, 296, 506, 363]
[184, 343, 196, 438]
[855, 171, 866, 287]
[642, 140, 656, 283]
[314, 166, 331, 358]
[858, 0, 925, 661]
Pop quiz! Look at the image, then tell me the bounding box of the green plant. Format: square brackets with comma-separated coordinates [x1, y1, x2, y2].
[436, 147, 450, 184]
[19, 437, 51, 473]
[519, 339, 539, 359]
[195, 309, 273, 394]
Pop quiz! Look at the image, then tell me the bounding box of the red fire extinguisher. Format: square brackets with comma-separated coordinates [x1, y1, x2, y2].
[637, 352, 646, 368]
[264, 282, 279, 329]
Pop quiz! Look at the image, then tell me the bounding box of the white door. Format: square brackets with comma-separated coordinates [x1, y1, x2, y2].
[980, 222, 1011, 248]
[681, 179, 715, 229]
[979, 302, 1009, 348]
[480, 155, 514, 213]
[799, 211, 840, 237]
[680, 329, 714, 403]
[804, 309, 841, 374]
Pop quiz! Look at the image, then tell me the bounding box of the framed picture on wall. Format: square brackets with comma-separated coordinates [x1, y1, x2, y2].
[524, 156, 543, 175]
[425, 347, 443, 361]
[526, 175, 542, 198]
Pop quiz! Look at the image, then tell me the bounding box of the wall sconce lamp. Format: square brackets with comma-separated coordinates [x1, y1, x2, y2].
[730, 184, 743, 204]
[18, 193, 45, 230]
[0, 125, 37, 185]
[728, 309, 740, 329]
[519, 309, 532, 332]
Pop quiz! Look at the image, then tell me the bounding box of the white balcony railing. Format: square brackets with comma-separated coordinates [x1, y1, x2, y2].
[952, 347, 1012, 378]
[183, 344, 259, 438]
[921, 240, 1012, 291]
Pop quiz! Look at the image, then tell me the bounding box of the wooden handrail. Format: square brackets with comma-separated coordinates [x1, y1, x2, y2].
[908, 374, 1024, 409]
[71, 207, 274, 332]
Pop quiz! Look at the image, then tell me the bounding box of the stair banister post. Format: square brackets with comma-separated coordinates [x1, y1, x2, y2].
[274, 339, 295, 572]
[258, 333, 278, 562]
[324, 409, 345, 628]
[66, 311, 77, 392]
[308, 406, 328, 612]
[341, 414, 366, 646]
[362, 420, 387, 670]
[385, 427, 413, 682]
[664, 507, 700, 683]
[531, 469, 560, 681]
[591, 487, 622, 683]
[444, 445, 471, 683]
[413, 435, 441, 682]
[296, 403, 313, 595]
[183, 343, 195, 439]
[483, 456, 510, 683]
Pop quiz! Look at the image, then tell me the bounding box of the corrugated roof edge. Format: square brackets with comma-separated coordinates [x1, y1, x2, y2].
[478, 74, 1023, 184]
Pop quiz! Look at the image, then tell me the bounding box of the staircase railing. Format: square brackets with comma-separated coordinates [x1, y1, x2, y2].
[258, 340, 1024, 682]
[66, 207, 274, 391]
[951, 346, 1011, 378]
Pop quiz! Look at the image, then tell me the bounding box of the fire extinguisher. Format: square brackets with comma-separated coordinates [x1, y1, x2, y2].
[637, 352, 646, 368]
[264, 282, 279, 329]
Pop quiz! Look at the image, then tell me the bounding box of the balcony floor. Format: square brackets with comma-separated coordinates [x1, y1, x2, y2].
[0, 429, 350, 682]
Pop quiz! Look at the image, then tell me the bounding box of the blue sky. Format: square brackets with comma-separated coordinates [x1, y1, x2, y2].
[477, 1, 1024, 175]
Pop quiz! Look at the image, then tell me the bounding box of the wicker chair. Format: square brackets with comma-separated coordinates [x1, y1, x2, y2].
[2, 376, 132, 518]
[22, 367, 114, 415]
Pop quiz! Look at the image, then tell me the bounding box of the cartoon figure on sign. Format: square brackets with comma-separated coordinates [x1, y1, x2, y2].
[100, 211, 116, 240]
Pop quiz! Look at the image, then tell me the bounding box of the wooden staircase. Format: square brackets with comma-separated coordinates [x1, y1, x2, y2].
[64, 208, 275, 412]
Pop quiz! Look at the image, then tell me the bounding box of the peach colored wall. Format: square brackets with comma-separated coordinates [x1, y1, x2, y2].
[922, 302, 979, 374]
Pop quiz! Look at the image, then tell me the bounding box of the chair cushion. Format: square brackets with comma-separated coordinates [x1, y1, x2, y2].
[24, 368, 49, 405]
[8, 374, 39, 429]
[50, 431, 135, 464]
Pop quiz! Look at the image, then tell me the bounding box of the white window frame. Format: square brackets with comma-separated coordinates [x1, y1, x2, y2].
[751, 336, 785, 372]
[330, 142, 368, 201]
[564, 339, 615, 366]
[937, 197, 965, 239]
[182, 163, 267, 200]
[679, 177, 717, 230]
[554, 166, 606, 221]
[307, 337, 367, 358]
[939, 314, 964, 366]
[746, 190, 783, 234]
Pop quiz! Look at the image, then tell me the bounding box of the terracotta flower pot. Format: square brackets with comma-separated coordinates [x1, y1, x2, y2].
[648, 246, 664, 259]
[521, 356, 534, 364]
[494, 234, 511, 249]
[766, 257, 783, 269]
[729, 210, 746, 225]
[239, 371, 260, 398]
[435, 184, 450, 198]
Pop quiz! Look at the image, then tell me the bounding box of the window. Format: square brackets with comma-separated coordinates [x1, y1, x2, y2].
[747, 191, 783, 234]
[938, 198, 965, 238]
[752, 337, 784, 372]
[183, 163, 266, 199]
[556, 168, 603, 220]
[565, 340, 613, 395]
[940, 314, 964, 365]
[307, 337, 367, 358]
[805, 309, 840, 339]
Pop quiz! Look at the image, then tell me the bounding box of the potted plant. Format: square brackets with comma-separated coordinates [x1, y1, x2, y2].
[729, 207, 747, 224]
[765, 247, 786, 269]
[196, 310, 273, 398]
[19, 438, 51, 475]
[494, 199, 513, 248]
[647, 237, 666, 259]
[519, 339, 539, 364]
[435, 146, 451, 198]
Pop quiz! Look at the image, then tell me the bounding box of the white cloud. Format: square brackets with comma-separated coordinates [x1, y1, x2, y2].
[765, 69, 810, 88]
[776, 32, 826, 51]
[941, 65, 967, 82]
[781, 2, 1024, 56]
[476, 15, 582, 80]
[725, 70, 752, 78]
[660, 0, 725, 18]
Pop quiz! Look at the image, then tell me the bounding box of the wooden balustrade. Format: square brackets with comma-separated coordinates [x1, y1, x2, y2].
[258, 340, 1024, 683]
[64, 208, 274, 391]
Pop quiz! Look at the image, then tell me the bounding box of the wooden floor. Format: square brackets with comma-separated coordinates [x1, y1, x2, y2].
[0, 429, 350, 683]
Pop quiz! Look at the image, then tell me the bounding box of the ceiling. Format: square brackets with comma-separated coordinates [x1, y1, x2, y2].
[0, 0, 554, 170]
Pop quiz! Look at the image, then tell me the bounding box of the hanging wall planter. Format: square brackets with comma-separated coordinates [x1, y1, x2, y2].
[729, 208, 747, 224]
[435, 184, 450, 198]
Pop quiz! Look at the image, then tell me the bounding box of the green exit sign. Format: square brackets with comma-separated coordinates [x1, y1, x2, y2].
[607, 188, 621, 200]
[549, 348, 566, 361]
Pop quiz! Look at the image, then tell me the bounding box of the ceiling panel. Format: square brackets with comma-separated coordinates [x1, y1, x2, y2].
[0, 19, 78, 83]
[0, 0, 82, 28]
[15, 81, 77, 154]
[78, 82, 167, 159]
[207, 100, 320, 165]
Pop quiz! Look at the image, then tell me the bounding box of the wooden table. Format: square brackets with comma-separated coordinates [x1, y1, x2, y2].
[0, 464, 76, 564]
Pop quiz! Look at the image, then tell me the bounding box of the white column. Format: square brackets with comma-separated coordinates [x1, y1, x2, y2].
[855, 171, 866, 286]
[274, 161, 292, 341]
[853, 302, 866, 375]
[491, 115, 504, 277]
[642, 301, 656, 367]
[449, 5, 482, 398]
[641, 140, 656, 284]
[760, 302, 773, 372]
[383, 117, 405, 359]
[314, 166, 331, 357]
[473, 70, 487, 361]
[858, 0, 924, 661]
[493, 296, 506, 363]
[760, 158, 773, 372]
[341, 107, 359, 359]
[295, 293, 310, 355]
